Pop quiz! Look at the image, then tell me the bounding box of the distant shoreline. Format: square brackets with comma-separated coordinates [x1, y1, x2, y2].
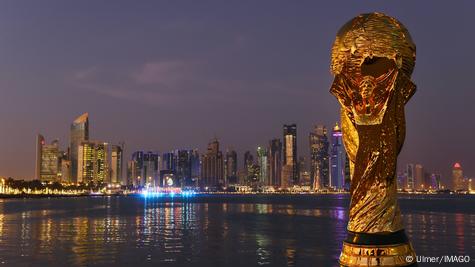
[0, 191, 469, 200]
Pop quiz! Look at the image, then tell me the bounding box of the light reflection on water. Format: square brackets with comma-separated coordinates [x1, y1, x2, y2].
[0, 195, 472, 266]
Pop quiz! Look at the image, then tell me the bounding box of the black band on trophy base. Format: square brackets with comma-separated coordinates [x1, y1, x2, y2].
[339, 230, 417, 266]
[345, 230, 409, 245]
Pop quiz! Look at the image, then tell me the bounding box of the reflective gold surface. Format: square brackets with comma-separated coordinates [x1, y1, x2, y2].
[340, 242, 416, 267]
[330, 12, 416, 233]
[330, 12, 417, 266]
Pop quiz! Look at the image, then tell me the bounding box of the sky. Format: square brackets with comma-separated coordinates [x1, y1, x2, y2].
[0, 1, 473, 186]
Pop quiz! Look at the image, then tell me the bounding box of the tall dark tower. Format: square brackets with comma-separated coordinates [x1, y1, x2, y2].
[268, 139, 282, 187]
[283, 124, 298, 186]
[225, 149, 238, 185]
[70, 113, 89, 183]
[309, 125, 329, 189]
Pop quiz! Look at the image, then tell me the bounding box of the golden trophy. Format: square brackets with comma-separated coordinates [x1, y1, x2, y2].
[330, 13, 417, 266]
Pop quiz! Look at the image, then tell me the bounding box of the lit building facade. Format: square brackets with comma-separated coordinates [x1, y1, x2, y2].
[406, 164, 415, 191]
[201, 139, 224, 188]
[430, 173, 441, 190]
[452, 162, 464, 191]
[256, 146, 268, 185]
[161, 152, 176, 173]
[77, 141, 108, 184]
[330, 123, 346, 190]
[59, 151, 71, 183]
[414, 164, 424, 190]
[70, 113, 89, 183]
[243, 151, 254, 184]
[35, 135, 61, 182]
[110, 145, 123, 185]
[309, 125, 329, 189]
[397, 172, 407, 191]
[130, 151, 160, 187]
[299, 156, 310, 186]
[283, 124, 298, 186]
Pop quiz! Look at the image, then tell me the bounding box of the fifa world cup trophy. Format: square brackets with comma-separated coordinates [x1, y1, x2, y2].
[330, 13, 417, 266]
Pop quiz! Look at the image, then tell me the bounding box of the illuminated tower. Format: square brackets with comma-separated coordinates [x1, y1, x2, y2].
[414, 164, 424, 190]
[283, 124, 298, 186]
[330, 123, 345, 190]
[70, 113, 89, 183]
[36, 135, 60, 182]
[243, 151, 254, 183]
[406, 164, 415, 191]
[309, 125, 330, 189]
[256, 146, 268, 185]
[452, 162, 464, 191]
[131, 151, 160, 187]
[77, 141, 108, 184]
[35, 134, 45, 180]
[201, 138, 224, 188]
[110, 145, 123, 185]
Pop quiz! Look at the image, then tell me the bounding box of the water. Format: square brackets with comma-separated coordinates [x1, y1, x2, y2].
[0, 194, 473, 266]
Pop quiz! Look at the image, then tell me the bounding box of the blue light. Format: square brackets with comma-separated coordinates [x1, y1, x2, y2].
[141, 189, 196, 198]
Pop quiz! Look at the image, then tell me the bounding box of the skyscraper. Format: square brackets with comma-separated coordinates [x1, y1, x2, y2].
[243, 151, 254, 183]
[201, 138, 224, 188]
[430, 173, 441, 190]
[397, 172, 407, 191]
[190, 149, 201, 186]
[309, 125, 329, 189]
[77, 141, 108, 184]
[298, 156, 310, 186]
[406, 164, 415, 191]
[70, 113, 89, 183]
[256, 146, 268, 185]
[110, 145, 123, 185]
[35, 135, 60, 182]
[414, 164, 424, 190]
[330, 123, 345, 190]
[344, 157, 351, 190]
[452, 162, 464, 191]
[130, 151, 160, 187]
[268, 139, 282, 187]
[60, 152, 71, 184]
[225, 150, 238, 185]
[35, 134, 44, 180]
[283, 124, 298, 186]
[175, 150, 191, 187]
[126, 160, 137, 186]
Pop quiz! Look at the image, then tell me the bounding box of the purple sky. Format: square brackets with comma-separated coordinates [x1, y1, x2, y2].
[0, 1, 473, 185]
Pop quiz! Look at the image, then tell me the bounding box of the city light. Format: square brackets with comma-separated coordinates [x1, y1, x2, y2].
[141, 188, 196, 198]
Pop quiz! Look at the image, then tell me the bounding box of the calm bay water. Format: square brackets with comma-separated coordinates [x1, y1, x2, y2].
[0, 194, 473, 266]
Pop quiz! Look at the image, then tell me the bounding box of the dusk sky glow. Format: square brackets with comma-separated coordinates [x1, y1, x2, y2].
[0, 1, 474, 185]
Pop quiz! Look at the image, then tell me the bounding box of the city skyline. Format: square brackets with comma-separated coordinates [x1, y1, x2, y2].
[29, 112, 468, 191]
[0, 1, 474, 184]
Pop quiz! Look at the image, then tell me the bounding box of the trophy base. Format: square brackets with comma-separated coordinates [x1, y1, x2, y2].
[339, 230, 417, 266]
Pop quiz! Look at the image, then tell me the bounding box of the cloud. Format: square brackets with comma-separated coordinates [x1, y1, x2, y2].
[69, 59, 319, 109]
[70, 60, 223, 107]
[133, 61, 194, 87]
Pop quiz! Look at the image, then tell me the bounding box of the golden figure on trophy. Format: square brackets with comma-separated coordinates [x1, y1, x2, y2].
[330, 13, 417, 266]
